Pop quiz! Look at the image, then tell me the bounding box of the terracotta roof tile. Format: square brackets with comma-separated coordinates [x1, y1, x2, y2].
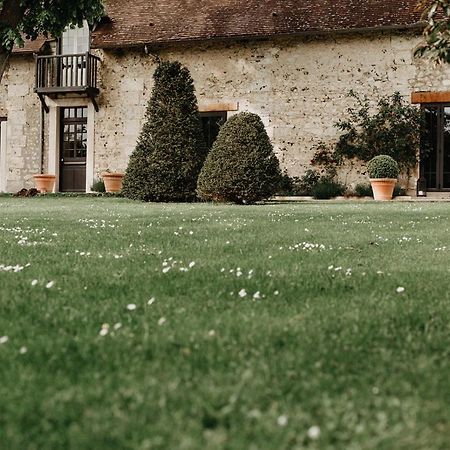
[12, 36, 49, 54]
[92, 0, 426, 49]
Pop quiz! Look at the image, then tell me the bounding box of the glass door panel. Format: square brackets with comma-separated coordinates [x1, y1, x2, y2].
[443, 107, 450, 188]
[422, 106, 438, 189]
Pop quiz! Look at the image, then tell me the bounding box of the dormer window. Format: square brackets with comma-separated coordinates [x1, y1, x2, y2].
[60, 21, 90, 55]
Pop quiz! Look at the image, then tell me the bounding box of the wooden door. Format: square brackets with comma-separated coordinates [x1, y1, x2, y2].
[60, 107, 87, 192]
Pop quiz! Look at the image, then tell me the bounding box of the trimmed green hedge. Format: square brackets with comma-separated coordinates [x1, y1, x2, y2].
[122, 61, 207, 202]
[197, 112, 282, 204]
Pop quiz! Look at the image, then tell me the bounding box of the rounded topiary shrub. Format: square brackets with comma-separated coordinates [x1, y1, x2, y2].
[367, 155, 400, 179]
[311, 178, 346, 199]
[122, 61, 207, 202]
[197, 112, 282, 204]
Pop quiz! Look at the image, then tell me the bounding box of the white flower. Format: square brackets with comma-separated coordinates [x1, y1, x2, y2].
[277, 415, 288, 427]
[113, 322, 122, 330]
[396, 286, 405, 293]
[147, 297, 156, 305]
[238, 289, 247, 298]
[45, 281, 55, 289]
[274, 290, 279, 296]
[253, 291, 261, 299]
[162, 266, 171, 273]
[99, 324, 109, 337]
[19, 346, 27, 354]
[208, 329, 216, 336]
[307, 425, 321, 440]
[31, 279, 38, 286]
[188, 261, 195, 268]
[0, 336, 9, 345]
[158, 317, 166, 326]
[126, 303, 137, 311]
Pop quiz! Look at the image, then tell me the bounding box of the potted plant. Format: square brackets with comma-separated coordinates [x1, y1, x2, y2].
[101, 169, 124, 193]
[367, 155, 399, 201]
[33, 174, 56, 193]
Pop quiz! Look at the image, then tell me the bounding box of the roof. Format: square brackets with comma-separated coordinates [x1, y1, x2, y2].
[12, 36, 49, 55]
[91, 0, 426, 49]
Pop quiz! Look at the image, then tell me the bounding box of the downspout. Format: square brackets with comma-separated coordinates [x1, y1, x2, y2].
[39, 103, 45, 174]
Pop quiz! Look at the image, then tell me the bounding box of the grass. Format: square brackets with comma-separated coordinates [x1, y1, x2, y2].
[0, 197, 449, 450]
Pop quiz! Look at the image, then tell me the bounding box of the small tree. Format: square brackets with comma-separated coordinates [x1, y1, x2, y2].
[197, 112, 282, 204]
[415, 0, 450, 63]
[122, 61, 207, 202]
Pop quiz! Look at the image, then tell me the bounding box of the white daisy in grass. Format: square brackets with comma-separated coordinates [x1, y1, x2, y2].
[45, 281, 55, 289]
[238, 289, 247, 298]
[188, 261, 195, 268]
[307, 425, 321, 440]
[99, 324, 109, 336]
[0, 336, 9, 344]
[158, 317, 166, 326]
[253, 291, 261, 299]
[147, 297, 156, 306]
[31, 279, 38, 286]
[126, 303, 137, 311]
[19, 346, 27, 354]
[396, 286, 405, 293]
[277, 415, 288, 427]
[162, 266, 171, 273]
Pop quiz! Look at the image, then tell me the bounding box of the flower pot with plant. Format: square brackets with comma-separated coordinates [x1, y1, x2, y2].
[367, 155, 399, 201]
[101, 170, 124, 193]
[33, 174, 56, 193]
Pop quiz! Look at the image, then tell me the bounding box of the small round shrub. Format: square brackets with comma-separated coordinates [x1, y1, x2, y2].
[197, 112, 282, 204]
[91, 179, 105, 193]
[393, 184, 406, 197]
[311, 178, 346, 199]
[367, 155, 399, 179]
[277, 171, 294, 195]
[354, 183, 373, 197]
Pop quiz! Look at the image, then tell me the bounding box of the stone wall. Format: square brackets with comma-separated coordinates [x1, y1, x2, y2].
[0, 55, 48, 192]
[2, 30, 450, 192]
[94, 30, 450, 191]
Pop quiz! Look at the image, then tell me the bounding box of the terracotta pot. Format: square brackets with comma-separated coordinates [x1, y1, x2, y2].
[369, 178, 396, 201]
[102, 172, 124, 193]
[33, 174, 56, 193]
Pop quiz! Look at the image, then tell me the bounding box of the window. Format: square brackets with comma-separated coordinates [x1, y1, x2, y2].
[60, 21, 90, 55]
[421, 104, 450, 190]
[199, 112, 227, 150]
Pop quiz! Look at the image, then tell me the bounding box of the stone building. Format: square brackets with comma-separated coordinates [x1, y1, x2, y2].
[0, 0, 448, 194]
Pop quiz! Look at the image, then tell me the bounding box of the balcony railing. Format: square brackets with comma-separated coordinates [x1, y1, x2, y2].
[35, 52, 100, 94]
[35, 52, 100, 111]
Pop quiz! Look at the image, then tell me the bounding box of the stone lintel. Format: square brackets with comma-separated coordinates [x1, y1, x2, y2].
[198, 102, 239, 112]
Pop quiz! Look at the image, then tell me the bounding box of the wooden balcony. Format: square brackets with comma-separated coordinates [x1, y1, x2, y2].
[35, 52, 100, 111]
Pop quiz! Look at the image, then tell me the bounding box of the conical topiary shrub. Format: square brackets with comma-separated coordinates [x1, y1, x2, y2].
[197, 112, 282, 204]
[122, 61, 207, 201]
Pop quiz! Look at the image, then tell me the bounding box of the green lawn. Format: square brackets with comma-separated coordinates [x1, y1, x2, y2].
[1, 197, 449, 450]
